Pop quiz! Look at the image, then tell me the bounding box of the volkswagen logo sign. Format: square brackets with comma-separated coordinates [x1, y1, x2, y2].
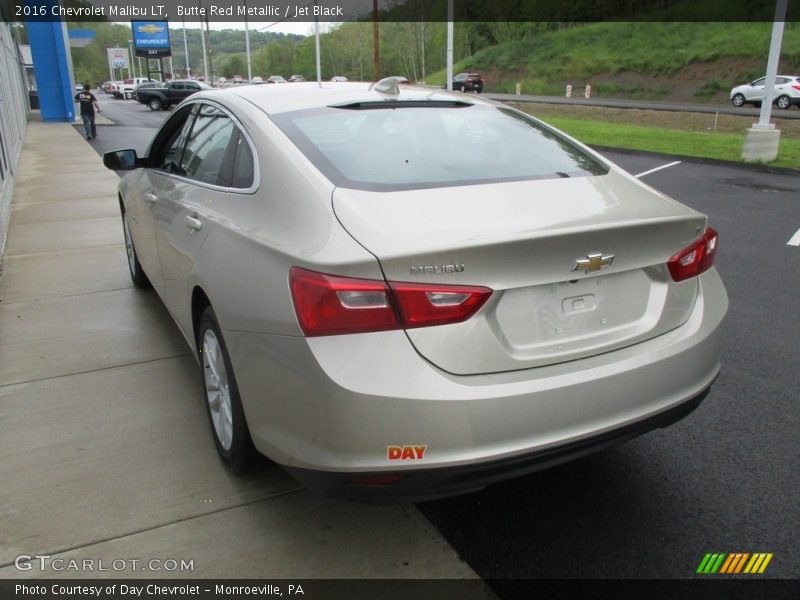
[113, 59, 125, 68]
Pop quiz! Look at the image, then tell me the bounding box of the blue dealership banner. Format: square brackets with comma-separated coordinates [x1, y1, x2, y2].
[131, 20, 171, 58]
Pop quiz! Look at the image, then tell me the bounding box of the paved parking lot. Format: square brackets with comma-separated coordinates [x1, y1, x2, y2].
[1, 97, 797, 587]
[421, 150, 800, 579]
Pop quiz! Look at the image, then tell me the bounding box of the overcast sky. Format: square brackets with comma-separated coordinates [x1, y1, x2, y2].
[168, 21, 323, 36]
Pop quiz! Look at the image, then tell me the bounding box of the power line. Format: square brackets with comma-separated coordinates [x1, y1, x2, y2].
[255, 0, 315, 32]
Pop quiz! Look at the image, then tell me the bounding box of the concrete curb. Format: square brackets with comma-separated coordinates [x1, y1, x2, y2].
[590, 144, 800, 177]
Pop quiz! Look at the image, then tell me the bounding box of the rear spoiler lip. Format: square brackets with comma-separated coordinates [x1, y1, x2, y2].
[328, 99, 474, 110]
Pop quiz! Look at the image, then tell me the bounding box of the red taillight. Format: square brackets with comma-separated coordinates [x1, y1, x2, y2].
[667, 227, 718, 282]
[791, 85, 800, 91]
[390, 281, 492, 329]
[289, 267, 492, 337]
[289, 268, 399, 336]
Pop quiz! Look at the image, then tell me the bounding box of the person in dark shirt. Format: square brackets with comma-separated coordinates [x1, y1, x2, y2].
[74, 83, 101, 140]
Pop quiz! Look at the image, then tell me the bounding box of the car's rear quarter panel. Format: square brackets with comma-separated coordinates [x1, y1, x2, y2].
[189, 97, 384, 338]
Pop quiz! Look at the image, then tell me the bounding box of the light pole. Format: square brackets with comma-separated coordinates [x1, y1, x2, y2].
[742, 0, 787, 162]
[244, 0, 252, 81]
[315, 5, 321, 86]
[128, 40, 136, 79]
[372, 0, 379, 81]
[199, 0, 209, 81]
[182, 17, 191, 78]
[446, 0, 453, 91]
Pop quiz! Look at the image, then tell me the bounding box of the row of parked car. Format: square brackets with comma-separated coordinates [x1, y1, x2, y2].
[95, 73, 800, 111]
[98, 78, 156, 99]
[228, 74, 306, 84]
[93, 72, 485, 113]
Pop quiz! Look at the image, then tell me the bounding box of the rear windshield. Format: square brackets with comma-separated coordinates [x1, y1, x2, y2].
[270, 103, 608, 191]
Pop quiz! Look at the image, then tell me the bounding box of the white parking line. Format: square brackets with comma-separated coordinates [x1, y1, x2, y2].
[787, 228, 800, 246]
[634, 160, 682, 178]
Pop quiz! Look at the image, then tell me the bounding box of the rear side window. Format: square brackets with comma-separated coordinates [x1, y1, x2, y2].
[272, 103, 608, 191]
[231, 131, 255, 189]
[180, 105, 237, 186]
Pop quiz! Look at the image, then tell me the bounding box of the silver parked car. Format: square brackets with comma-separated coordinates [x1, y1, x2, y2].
[104, 79, 727, 502]
[730, 75, 800, 109]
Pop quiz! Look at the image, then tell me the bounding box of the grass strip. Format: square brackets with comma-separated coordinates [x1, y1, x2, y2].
[541, 116, 800, 171]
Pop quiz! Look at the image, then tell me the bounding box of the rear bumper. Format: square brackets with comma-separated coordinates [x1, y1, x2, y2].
[286, 384, 712, 503]
[225, 268, 727, 501]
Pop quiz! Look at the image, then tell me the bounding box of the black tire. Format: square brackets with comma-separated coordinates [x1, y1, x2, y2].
[776, 95, 791, 110]
[121, 208, 150, 288]
[731, 93, 745, 107]
[148, 97, 162, 111]
[124, 91, 133, 100]
[197, 306, 258, 474]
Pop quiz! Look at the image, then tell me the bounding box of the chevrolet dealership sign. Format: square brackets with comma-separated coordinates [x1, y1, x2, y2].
[131, 20, 171, 58]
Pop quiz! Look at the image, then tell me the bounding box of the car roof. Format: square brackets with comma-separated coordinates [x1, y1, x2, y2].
[196, 81, 489, 115]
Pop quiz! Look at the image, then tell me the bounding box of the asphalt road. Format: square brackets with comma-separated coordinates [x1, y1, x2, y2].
[484, 92, 800, 120]
[83, 97, 799, 584]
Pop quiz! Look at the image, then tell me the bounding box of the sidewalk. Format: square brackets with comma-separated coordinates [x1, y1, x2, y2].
[0, 120, 482, 583]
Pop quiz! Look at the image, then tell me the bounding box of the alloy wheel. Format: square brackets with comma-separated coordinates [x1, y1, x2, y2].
[203, 329, 234, 451]
[122, 214, 136, 278]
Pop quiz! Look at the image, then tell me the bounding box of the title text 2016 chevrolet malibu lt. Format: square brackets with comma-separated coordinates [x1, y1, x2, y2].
[104, 80, 727, 502]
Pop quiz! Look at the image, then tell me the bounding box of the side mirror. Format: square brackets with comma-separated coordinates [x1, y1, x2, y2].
[103, 149, 140, 171]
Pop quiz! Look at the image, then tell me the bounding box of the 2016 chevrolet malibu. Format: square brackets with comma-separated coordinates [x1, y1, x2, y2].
[104, 78, 727, 502]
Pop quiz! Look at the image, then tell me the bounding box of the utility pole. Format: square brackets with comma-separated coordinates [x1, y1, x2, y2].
[372, 0, 380, 80]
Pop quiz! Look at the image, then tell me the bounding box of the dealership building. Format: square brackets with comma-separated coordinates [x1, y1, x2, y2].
[0, 17, 31, 255]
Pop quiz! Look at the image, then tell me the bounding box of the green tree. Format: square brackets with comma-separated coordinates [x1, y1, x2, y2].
[221, 54, 246, 78]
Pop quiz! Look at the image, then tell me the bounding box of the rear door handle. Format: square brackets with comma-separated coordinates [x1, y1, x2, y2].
[184, 215, 203, 231]
[143, 192, 157, 204]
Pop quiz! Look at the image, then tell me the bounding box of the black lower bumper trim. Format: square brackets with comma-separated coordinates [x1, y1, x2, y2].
[285, 385, 712, 503]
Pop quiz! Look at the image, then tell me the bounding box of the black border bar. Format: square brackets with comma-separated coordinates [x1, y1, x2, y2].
[7, 0, 800, 23]
[2, 579, 799, 600]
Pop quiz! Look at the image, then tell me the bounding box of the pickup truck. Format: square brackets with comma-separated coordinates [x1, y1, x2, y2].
[113, 78, 155, 100]
[136, 80, 210, 110]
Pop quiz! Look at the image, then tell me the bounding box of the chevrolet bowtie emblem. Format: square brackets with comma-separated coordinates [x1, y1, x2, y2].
[138, 25, 165, 34]
[574, 253, 614, 273]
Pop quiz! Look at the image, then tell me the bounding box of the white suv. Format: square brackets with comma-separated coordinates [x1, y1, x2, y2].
[730, 75, 800, 110]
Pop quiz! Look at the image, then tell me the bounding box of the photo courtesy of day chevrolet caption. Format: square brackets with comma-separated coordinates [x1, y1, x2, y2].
[104, 79, 727, 502]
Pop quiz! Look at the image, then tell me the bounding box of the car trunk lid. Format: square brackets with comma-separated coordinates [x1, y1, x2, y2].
[332, 169, 706, 375]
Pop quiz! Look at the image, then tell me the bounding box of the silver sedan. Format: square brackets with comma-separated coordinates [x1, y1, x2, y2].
[104, 79, 727, 502]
